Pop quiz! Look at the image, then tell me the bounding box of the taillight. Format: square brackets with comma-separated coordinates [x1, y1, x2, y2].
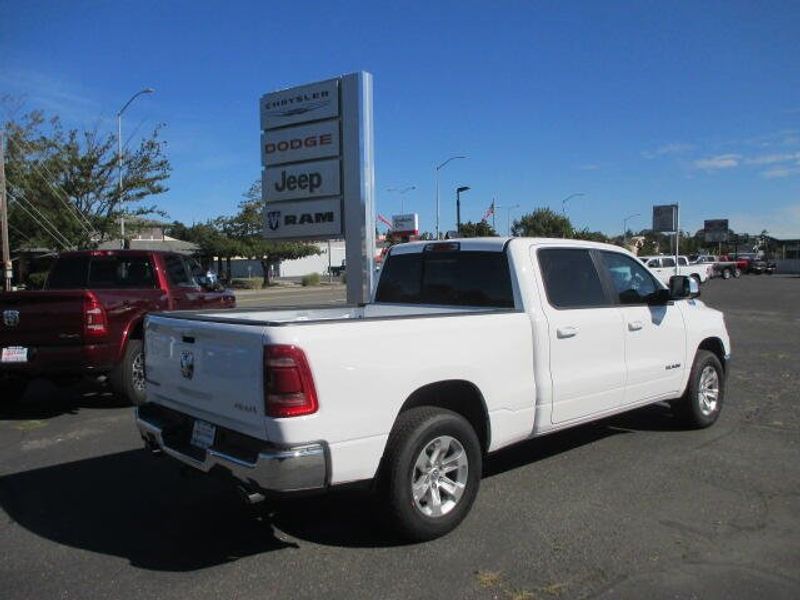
[83, 292, 108, 338]
[264, 345, 318, 418]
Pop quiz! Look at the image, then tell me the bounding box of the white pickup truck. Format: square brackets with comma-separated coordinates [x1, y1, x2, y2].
[640, 255, 713, 285]
[136, 238, 731, 541]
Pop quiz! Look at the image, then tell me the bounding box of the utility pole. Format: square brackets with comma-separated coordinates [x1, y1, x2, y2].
[0, 133, 12, 291]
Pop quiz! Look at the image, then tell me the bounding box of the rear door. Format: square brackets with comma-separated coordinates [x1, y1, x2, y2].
[535, 247, 626, 424]
[598, 251, 687, 404]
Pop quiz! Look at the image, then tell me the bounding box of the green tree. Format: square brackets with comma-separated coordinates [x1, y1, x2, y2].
[573, 228, 609, 243]
[458, 220, 498, 237]
[511, 208, 572, 238]
[225, 181, 320, 286]
[3, 108, 170, 250]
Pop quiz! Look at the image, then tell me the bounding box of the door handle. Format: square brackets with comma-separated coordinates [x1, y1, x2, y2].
[628, 321, 644, 331]
[557, 326, 578, 339]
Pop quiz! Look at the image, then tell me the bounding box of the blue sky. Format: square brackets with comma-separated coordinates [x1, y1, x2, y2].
[2, 0, 799, 237]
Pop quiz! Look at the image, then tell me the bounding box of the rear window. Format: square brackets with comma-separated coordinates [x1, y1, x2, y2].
[46, 256, 89, 289]
[88, 256, 156, 289]
[375, 251, 514, 308]
[46, 255, 156, 289]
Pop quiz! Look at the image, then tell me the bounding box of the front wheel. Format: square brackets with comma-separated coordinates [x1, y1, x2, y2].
[722, 268, 732, 280]
[381, 407, 482, 541]
[672, 350, 725, 428]
[110, 339, 146, 406]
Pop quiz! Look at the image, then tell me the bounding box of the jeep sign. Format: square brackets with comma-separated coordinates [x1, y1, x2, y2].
[263, 158, 341, 202]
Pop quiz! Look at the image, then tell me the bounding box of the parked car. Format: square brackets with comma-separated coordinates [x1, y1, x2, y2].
[687, 255, 743, 279]
[0, 250, 236, 404]
[749, 260, 777, 275]
[136, 238, 730, 541]
[640, 255, 712, 285]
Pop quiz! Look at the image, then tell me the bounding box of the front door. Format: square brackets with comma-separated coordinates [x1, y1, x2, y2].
[598, 251, 687, 404]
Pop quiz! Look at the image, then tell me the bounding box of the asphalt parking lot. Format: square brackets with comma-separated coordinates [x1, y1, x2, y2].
[1, 276, 798, 599]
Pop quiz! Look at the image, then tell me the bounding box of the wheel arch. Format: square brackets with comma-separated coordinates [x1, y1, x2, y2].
[697, 337, 727, 372]
[394, 380, 491, 454]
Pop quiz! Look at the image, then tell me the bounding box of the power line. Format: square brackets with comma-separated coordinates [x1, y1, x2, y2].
[8, 197, 71, 251]
[8, 136, 98, 238]
[8, 189, 75, 250]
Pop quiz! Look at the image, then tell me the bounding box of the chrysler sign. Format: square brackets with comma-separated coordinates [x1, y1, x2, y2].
[260, 80, 339, 129]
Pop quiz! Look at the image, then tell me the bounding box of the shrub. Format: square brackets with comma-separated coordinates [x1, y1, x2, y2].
[26, 272, 48, 290]
[229, 277, 263, 289]
[301, 273, 321, 287]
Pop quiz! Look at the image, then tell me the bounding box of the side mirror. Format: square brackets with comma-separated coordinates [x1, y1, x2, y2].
[669, 275, 700, 299]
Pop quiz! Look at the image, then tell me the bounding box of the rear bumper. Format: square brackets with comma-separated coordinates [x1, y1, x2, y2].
[135, 405, 328, 494]
[0, 342, 116, 378]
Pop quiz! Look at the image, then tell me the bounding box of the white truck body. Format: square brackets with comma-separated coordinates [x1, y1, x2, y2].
[641, 255, 712, 285]
[137, 238, 730, 538]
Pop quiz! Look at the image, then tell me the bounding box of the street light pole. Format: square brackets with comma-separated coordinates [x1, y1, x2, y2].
[434, 155, 467, 239]
[386, 185, 415, 214]
[560, 192, 586, 237]
[117, 87, 155, 242]
[623, 212, 640, 247]
[496, 204, 520, 236]
[456, 186, 470, 234]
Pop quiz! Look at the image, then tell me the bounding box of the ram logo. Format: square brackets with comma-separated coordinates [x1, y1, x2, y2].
[267, 211, 281, 231]
[180, 351, 195, 379]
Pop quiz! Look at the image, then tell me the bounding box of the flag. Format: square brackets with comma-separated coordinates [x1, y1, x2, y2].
[377, 213, 393, 228]
[482, 200, 495, 222]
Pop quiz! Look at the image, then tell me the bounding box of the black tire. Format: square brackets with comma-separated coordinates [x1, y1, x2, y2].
[110, 339, 146, 406]
[672, 350, 725, 429]
[733, 268, 742, 278]
[1, 378, 28, 403]
[381, 407, 482, 542]
[722, 268, 732, 280]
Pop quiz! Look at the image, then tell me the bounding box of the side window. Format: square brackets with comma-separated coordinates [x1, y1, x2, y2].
[646, 258, 660, 268]
[678, 257, 688, 266]
[661, 257, 676, 268]
[538, 248, 609, 309]
[601, 252, 659, 305]
[87, 256, 156, 289]
[164, 255, 195, 288]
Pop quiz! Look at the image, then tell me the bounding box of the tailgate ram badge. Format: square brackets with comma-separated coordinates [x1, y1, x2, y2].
[180, 351, 195, 379]
[3, 310, 20, 328]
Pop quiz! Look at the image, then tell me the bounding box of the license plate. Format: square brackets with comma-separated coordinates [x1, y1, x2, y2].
[190, 419, 216, 449]
[1, 346, 28, 364]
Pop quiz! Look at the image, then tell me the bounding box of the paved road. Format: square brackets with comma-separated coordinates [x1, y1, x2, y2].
[1, 276, 798, 599]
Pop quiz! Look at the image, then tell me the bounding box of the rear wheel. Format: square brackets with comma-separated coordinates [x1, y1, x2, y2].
[672, 350, 725, 428]
[1, 378, 28, 403]
[381, 407, 482, 541]
[722, 268, 732, 280]
[733, 268, 742, 278]
[110, 339, 146, 406]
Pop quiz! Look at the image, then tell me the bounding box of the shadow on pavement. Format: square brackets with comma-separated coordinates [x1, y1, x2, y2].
[0, 403, 687, 568]
[0, 378, 126, 421]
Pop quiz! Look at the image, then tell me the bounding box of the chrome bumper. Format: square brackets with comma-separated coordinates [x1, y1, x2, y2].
[136, 408, 327, 493]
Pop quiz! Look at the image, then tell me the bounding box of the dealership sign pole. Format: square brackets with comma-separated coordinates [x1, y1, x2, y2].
[652, 204, 679, 277]
[260, 72, 375, 304]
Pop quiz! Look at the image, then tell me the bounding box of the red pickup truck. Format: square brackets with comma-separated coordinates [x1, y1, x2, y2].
[0, 250, 235, 405]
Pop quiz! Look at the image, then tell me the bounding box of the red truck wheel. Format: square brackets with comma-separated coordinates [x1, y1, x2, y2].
[110, 339, 146, 406]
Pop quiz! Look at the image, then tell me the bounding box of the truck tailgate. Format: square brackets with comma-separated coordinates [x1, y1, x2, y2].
[144, 314, 269, 439]
[0, 291, 86, 348]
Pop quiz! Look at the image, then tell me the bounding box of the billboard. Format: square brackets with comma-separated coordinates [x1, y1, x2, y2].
[704, 219, 729, 243]
[391, 213, 419, 234]
[652, 204, 678, 232]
